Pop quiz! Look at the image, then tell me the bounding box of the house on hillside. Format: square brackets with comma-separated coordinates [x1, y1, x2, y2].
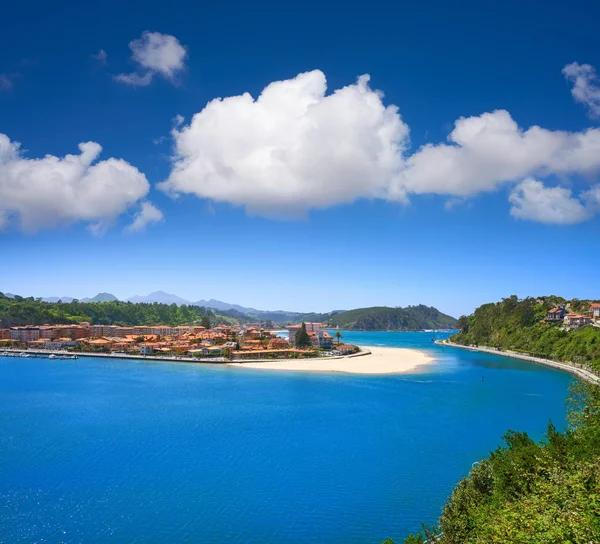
[564, 314, 593, 328]
[546, 307, 565, 321]
[591, 303, 600, 320]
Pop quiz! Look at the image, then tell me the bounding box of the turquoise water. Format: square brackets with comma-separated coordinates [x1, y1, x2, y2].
[0, 332, 574, 543]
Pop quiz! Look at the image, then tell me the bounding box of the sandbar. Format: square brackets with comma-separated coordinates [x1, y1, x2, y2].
[227, 346, 434, 374]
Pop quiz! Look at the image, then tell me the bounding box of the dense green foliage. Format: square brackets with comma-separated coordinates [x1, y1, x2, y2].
[452, 295, 600, 370]
[328, 305, 456, 331]
[0, 292, 225, 327]
[400, 381, 600, 543]
[294, 322, 311, 348]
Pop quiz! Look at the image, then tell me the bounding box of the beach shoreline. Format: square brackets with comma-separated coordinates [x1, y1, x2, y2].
[1, 345, 437, 375]
[227, 345, 435, 374]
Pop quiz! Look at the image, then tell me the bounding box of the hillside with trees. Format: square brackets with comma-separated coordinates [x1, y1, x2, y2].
[328, 305, 456, 331]
[451, 295, 600, 370]
[0, 292, 232, 328]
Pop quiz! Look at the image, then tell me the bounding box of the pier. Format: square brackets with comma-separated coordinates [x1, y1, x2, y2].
[0, 350, 78, 360]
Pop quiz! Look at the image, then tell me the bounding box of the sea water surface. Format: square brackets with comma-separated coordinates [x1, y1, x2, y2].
[0, 332, 574, 543]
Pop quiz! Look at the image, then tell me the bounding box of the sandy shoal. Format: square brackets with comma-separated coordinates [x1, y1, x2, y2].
[227, 346, 434, 374]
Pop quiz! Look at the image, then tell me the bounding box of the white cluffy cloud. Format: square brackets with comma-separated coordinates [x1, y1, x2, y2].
[115, 31, 187, 87]
[0, 133, 160, 233]
[399, 109, 600, 196]
[509, 179, 591, 225]
[160, 70, 600, 223]
[160, 70, 409, 217]
[563, 62, 600, 118]
[125, 201, 164, 232]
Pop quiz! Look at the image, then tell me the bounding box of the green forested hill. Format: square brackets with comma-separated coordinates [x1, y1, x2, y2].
[0, 292, 235, 327]
[451, 295, 600, 370]
[328, 305, 456, 331]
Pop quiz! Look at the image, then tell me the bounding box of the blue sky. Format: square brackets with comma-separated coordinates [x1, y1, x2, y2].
[1, 0, 599, 317]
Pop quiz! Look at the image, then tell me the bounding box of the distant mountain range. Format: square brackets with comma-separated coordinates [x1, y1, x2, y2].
[127, 291, 193, 306]
[6, 290, 293, 315]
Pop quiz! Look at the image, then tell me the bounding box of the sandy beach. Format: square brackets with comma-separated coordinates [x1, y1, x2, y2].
[228, 346, 435, 374]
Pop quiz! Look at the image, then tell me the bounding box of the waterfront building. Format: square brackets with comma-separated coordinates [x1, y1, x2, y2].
[287, 322, 325, 346]
[288, 323, 333, 348]
[139, 344, 156, 355]
[92, 325, 117, 337]
[150, 326, 173, 337]
[44, 339, 77, 349]
[0, 328, 11, 340]
[39, 325, 91, 340]
[10, 327, 40, 342]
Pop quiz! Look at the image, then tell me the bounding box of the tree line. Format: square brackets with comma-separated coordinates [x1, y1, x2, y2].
[0, 293, 220, 327]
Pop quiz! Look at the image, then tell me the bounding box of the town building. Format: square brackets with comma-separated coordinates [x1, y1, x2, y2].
[591, 303, 600, 319]
[287, 322, 325, 346]
[10, 326, 40, 342]
[269, 337, 289, 349]
[92, 325, 117, 337]
[150, 326, 173, 337]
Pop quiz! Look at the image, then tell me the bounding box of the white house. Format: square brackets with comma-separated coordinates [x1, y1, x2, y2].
[564, 314, 593, 328]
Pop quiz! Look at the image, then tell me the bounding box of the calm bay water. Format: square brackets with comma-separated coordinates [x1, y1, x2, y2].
[0, 332, 573, 543]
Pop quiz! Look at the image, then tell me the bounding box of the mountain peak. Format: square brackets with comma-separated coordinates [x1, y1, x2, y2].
[127, 291, 192, 305]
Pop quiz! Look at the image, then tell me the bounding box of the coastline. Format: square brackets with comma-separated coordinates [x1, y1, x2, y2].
[228, 346, 435, 374]
[1, 345, 437, 375]
[439, 340, 600, 385]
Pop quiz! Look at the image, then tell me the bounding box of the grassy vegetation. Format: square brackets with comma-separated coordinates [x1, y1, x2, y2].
[328, 305, 456, 331]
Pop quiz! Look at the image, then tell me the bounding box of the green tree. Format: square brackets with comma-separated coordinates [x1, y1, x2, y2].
[295, 322, 311, 348]
[335, 331, 343, 345]
[200, 315, 211, 329]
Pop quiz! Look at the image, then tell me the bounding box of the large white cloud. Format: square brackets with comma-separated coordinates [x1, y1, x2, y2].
[160, 70, 600, 223]
[563, 62, 600, 118]
[0, 134, 158, 232]
[398, 109, 600, 196]
[160, 70, 409, 217]
[115, 31, 187, 87]
[509, 179, 591, 225]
